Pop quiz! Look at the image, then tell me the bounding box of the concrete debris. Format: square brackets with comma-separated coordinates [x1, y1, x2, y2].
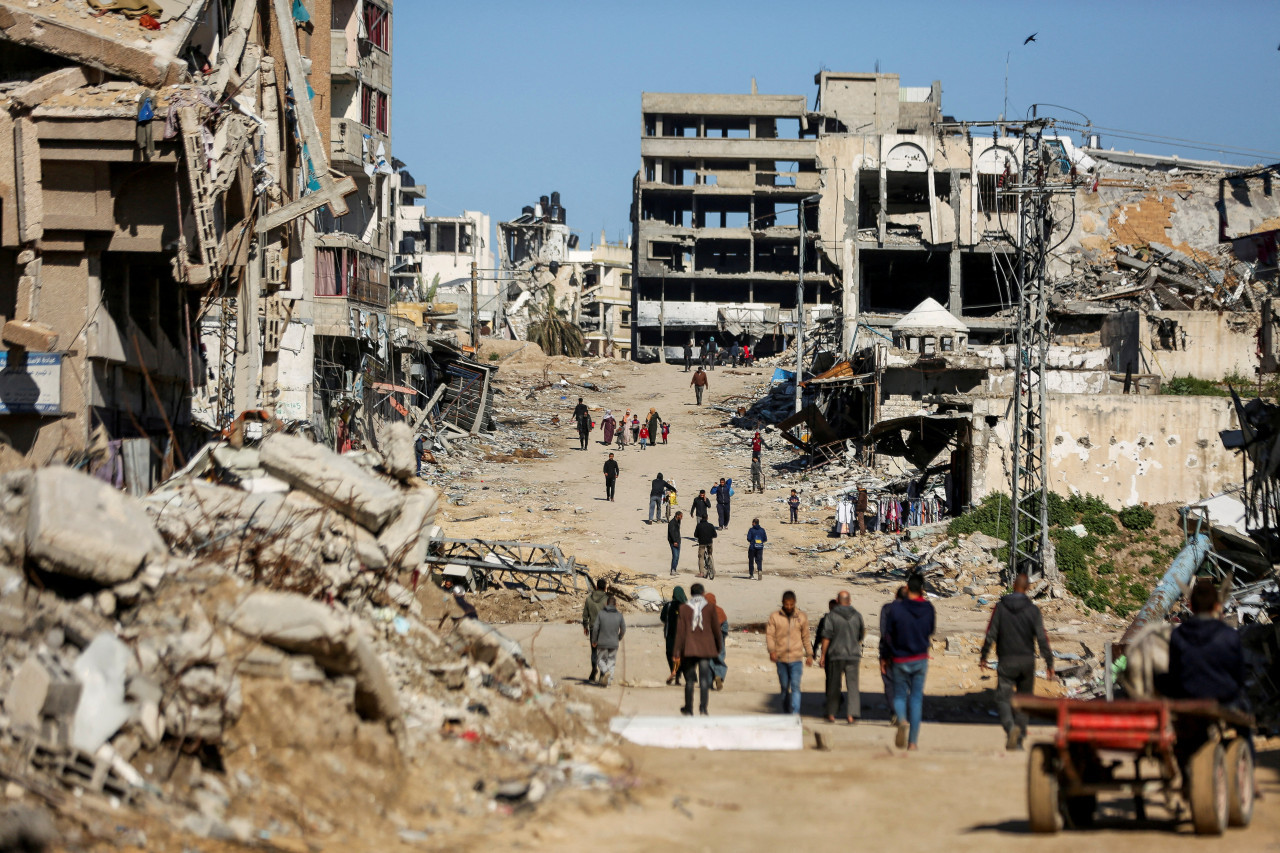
[0, 425, 618, 845]
[259, 433, 405, 533]
[228, 590, 400, 721]
[26, 467, 166, 585]
[0, 804, 57, 853]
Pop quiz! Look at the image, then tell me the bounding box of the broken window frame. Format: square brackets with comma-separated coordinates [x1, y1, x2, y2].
[363, 3, 390, 52]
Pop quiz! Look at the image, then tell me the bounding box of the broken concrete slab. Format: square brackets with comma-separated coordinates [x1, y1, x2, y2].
[609, 714, 803, 751]
[382, 421, 416, 481]
[259, 433, 405, 532]
[227, 591, 400, 720]
[1, 319, 58, 351]
[26, 466, 167, 585]
[376, 487, 439, 570]
[71, 633, 134, 754]
[5, 655, 75, 732]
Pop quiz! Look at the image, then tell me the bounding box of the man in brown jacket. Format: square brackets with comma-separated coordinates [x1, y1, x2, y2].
[766, 591, 813, 714]
[690, 367, 708, 406]
[673, 582, 724, 716]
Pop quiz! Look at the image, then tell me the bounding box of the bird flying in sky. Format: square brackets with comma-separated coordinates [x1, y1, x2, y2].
[1024, 32, 1037, 44]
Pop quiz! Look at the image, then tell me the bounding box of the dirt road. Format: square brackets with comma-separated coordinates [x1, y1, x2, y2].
[436, 357, 1279, 851]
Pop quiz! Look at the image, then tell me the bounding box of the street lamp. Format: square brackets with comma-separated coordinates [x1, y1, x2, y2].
[795, 194, 820, 413]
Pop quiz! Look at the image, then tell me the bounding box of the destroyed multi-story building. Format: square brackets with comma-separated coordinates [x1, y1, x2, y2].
[388, 170, 494, 338]
[642, 70, 1276, 511]
[0, 0, 486, 486]
[496, 196, 634, 357]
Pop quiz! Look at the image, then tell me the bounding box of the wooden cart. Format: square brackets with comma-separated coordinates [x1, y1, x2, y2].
[1014, 696, 1255, 835]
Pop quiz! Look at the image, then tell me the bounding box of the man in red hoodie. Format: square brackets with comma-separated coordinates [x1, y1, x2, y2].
[884, 572, 935, 750]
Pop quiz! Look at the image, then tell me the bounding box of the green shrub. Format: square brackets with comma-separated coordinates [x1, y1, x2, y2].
[1082, 512, 1118, 537]
[1118, 505, 1155, 531]
[1128, 581, 1149, 600]
[1067, 493, 1111, 516]
[1045, 492, 1075, 528]
[948, 493, 1013, 540]
[488, 352, 501, 361]
[1096, 560, 1116, 576]
[1054, 534, 1087, 577]
[1163, 375, 1229, 397]
[1080, 534, 1100, 554]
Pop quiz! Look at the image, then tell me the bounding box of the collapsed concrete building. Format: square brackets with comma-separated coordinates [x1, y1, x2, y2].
[497, 195, 633, 357]
[642, 71, 1275, 510]
[0, 0, 491, 484]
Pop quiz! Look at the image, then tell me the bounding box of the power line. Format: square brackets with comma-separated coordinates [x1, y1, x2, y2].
[1055, 120, 1280, 160]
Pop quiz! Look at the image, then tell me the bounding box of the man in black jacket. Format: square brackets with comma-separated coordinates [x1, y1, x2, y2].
[576, 410, 591, 450]
[1168, 579, 1245, 706]
[603, 453, 620, 501]
[693, 517, 717, 579]
[691, 489, 711, 523]
[572, 397, 588, 421]
[648, 473, 676, 524]
[667, 511, 683, 576]
[980, 573, 1055, 750]
[683, 341, 693, 372]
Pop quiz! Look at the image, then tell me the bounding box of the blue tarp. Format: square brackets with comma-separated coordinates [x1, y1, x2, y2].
[771, 368, 796, 384]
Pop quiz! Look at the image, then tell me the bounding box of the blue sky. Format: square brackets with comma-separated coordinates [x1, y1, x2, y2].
[392, 0, 1280, 248]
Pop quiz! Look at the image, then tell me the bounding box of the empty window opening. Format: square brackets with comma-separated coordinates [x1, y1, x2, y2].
[885, 172, 931, 215]
[858, 170, 880, 229]
[776, 118, 802, 139]
[754, 241, 798, 274]
[695, 240, 751, 274]
[961, 252, 1016, 316]
[860, 250, 950, 313]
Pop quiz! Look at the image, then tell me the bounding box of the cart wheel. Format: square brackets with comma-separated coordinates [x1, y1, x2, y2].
[1065, 794, 1097, 828]
[1188, 740, 1228, 836]
[1225, 738, 1254, 828]
[1028, 744, 1062, 834]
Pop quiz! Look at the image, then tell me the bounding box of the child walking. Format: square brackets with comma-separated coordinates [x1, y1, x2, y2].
[788, 489, 801, 523]
[661, 422, 670, 445]
[639, 425, 650, 449]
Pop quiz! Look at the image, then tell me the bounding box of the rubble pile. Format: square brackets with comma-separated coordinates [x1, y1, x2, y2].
[0, 432, 623, 847]
[1061, 240, 1262, 312]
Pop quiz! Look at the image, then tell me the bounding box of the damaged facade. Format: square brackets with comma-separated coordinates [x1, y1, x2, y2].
[0, 0, 491, 478]
[497, 195, 633, 357]
[641, 70, 1270, 510]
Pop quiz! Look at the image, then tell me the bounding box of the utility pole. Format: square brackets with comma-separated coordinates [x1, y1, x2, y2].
[795, 194, 820, 412]
[1007, 118, 1066, 586]
[469, 261, 479, 351]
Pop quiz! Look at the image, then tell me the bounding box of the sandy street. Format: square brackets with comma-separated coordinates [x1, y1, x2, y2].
[434, 357, 1280, 852]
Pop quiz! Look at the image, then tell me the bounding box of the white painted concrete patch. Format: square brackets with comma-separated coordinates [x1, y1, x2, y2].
[610, 714, 804, 751]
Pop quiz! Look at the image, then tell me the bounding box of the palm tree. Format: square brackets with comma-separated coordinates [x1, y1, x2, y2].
[527, 284, 584, 357]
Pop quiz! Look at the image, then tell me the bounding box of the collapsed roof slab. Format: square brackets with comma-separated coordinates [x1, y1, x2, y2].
[0, 0, 208, 88]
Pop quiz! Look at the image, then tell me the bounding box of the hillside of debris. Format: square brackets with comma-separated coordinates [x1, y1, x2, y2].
[0, 429, 625, 850]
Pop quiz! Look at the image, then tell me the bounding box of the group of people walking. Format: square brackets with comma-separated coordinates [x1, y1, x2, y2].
[579, 553, 1070, 752]
[681, 338, 755, 372]
[592, 404, 669, 451]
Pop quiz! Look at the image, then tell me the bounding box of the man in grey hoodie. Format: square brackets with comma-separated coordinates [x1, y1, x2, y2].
[582, 578, 609, 683]
[819, 591, 866, 723]
[980, 573, 1054, 750]
[590, 595, 626, 688]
